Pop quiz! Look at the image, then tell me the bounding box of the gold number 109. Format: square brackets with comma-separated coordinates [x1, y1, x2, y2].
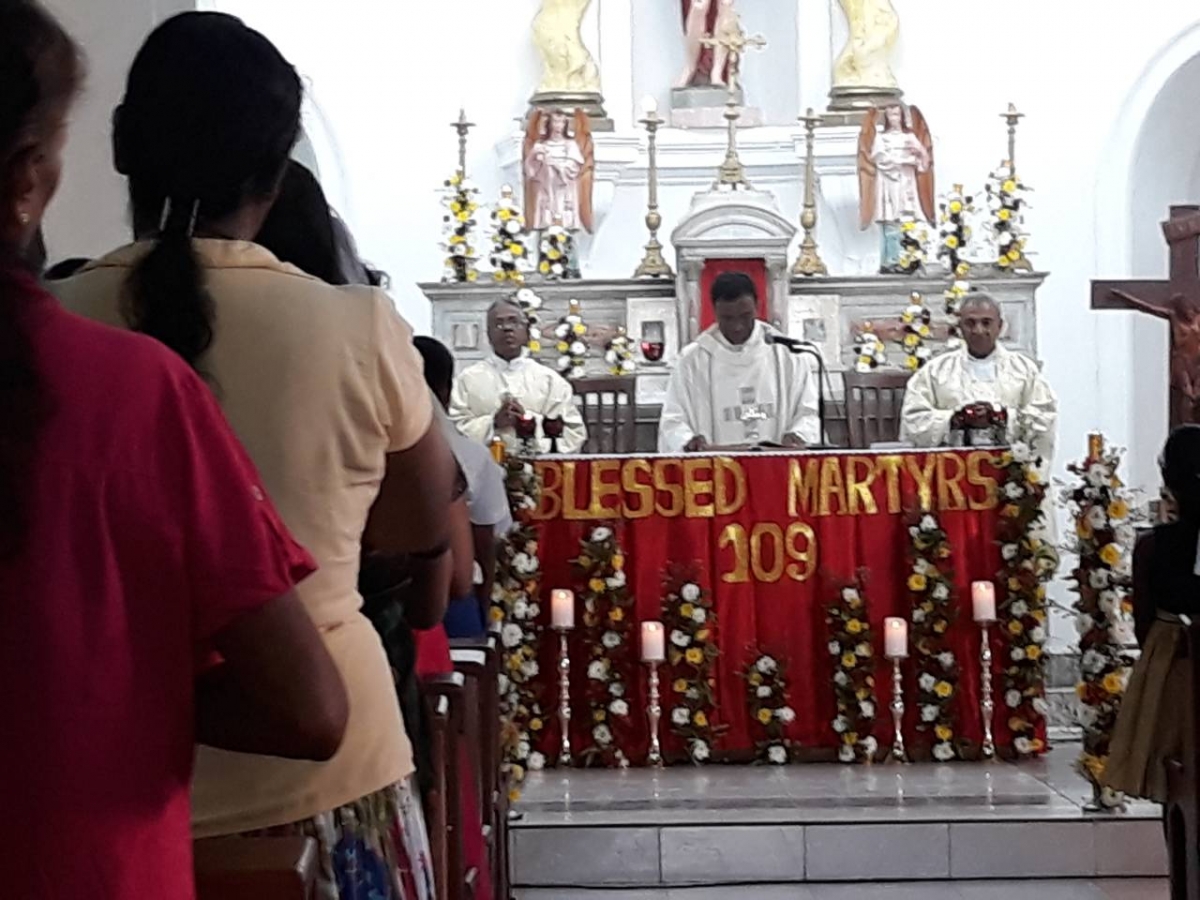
[718, 522, 817, 584]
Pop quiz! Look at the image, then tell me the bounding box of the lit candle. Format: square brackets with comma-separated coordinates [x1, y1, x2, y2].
[641, 94, 658, 117]
[641, 621, 666, 662]
[884, 617, 908, 659]
[551, 589, 575, 629]
[972, 581, 997, 623]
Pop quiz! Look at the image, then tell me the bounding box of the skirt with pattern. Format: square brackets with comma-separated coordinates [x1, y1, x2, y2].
[244, 776, 435, 900]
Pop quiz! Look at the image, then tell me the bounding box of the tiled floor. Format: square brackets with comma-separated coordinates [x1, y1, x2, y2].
[516, 880, 1168, 899]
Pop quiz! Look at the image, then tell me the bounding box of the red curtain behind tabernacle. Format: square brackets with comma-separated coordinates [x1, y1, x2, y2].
[528, 450, 1034, 765]
[698, 258, 769, 332]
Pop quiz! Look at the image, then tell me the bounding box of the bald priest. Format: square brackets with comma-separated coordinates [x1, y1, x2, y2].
[659, 272, 820, 453]
[900, 294, 1057, 460]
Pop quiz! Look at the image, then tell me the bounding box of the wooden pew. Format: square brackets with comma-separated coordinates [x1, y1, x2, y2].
[1164, 618, 1200, 900]
[421, 671, 466, 900]
[194, 836, 317, 900]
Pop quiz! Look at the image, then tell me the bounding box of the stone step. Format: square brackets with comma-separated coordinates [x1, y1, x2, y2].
[515, 880, 1168, 899]
[510, 754, 1166, 889]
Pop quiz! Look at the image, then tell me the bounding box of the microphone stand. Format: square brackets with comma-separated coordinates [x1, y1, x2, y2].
[770, 337, 829, 449]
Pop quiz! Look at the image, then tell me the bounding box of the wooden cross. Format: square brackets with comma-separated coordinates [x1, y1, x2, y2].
[1091, 204, 1200, 428]
[700, 14, 766, 95]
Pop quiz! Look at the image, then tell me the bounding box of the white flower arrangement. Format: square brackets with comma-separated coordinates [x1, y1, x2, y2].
[852, 324, 888, 372]
[537, 223, 577, 279]
[899, 290, 935, 371]
[986, 167, 1031, 271]
[895, 214, 931, 274]
[552, 298, 588, 380]
[746, 652, 795, 765]
[937, 187, 974, 274]
[604, 327, 637, 376]
[487, 184, 533, 284]
[440, 169, 480, 283]
[512, 287, 545, 355]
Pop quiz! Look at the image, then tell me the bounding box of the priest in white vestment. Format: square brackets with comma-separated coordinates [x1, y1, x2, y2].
[450, 298, 587, 453]
[658, 272, 821, 452]
[900, 294, 1057, 462]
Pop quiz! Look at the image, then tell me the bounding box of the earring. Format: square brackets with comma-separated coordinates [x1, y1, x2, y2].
[17, 211, 30, 225]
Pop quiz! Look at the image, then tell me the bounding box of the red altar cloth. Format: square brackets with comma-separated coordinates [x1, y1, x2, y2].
[527, 449, 1026, 764]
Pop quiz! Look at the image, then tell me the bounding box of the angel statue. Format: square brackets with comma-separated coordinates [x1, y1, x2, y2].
[523, 107, 594, 234]
[858, 103, 935, 272]
[675, 0, 739, 89]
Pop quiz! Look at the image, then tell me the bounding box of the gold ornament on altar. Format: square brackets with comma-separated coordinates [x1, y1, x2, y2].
[524, 107, 594, 234]
[634, 97, 673, 279]
[793, 108, 828, 277]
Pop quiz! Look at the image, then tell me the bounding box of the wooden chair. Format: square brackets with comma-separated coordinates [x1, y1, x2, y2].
[842, 370, 912, 449]
[194, 836, 317, 900]
[573, 376, 636, 454]
[1164, 619, 1200, 900]
[420, 672, 465, 900]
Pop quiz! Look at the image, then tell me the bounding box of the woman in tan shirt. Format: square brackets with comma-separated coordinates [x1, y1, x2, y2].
[56, 12, 454, 899]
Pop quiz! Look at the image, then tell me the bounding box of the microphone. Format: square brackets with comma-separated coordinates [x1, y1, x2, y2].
[764, 333, 818, 351]
[765, 331, 830, 448]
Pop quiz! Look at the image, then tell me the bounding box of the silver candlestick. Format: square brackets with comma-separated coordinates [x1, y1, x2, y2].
[979, 621, 996, 760]
[645, 661, 663, 767]
[888, 656, 907, 763]
[555, 627, 573, 767]
[634, 108, 673, 279]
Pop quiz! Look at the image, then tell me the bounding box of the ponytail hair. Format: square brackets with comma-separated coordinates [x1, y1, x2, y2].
[1163, 424, 1200, 525]
[0, 1, 80, 558]
[116, 12, 301, 373]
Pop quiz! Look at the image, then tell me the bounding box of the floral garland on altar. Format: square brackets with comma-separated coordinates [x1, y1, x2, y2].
[907, 511, 961, 761]
[937, 187, 974, 274]
[662, 566, 719, 764]
[1063, 438, 1136, 804]
[852, 323, 888, 372]
[826, 577, 880, 763]
[491, 452, 546, 790]
[899, 291, 934, 371]
[576, 525, 634, 766]
[897, 213, 930, 274]
[995, 437, 1058, 757]
[943, 263, 971, 351]
[553, 298, 589, 380]
[986, 168, 1031, 270]
[538, 223, 577, 279]
[744, 653, 796, 764]
[513, 287, 544, 355]
[605, 327, 637, 377]
[440, 170, 480, 283]
[487, 184, 532, 284]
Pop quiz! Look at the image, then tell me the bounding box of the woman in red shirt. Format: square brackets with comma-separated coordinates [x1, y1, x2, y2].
[0, 3, 349, 897]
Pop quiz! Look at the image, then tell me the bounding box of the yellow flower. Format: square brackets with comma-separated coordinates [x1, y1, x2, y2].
[609, 607, 625, 623]
[573, 323, 587, 336]
[1007, 249, 1021, 262]
[578, 555, 591, 568]
[841, 652, 858, 668]
[450, 201, 462, 214]
[673, 678, 689, 693]
[508, 787, 522, 803]
[1026, 644, 1041, 660]
[945, 235, 959, 249]
[593, 709, 606, 723]
[1007, 577, 1021, 592]
[612, 554, 625, 570]
[530, 717, 544, 732]
[908, 573, 928, 592]
[1076, 682, 1088, 699]
[846, 619, 863, 635]
[466, 269, 479, 282]
[686, 647, 704, 665]
[996, 255, 1011, 268]
[1099, 543, 1121, 567]
[680, 602, 695, 619]
[456, 211, 470, 223]
[1032, 608, 1046, 623]
[1002, 179, 1017, 193]
[556, 341, 569, 353]
[511, 244, 525, 256]
[918, 324, 932, 338]
[696, 629, 710, 642]
[757, 708, 773, 725]
[498, 208, 511, 221]
[933, 619, 948, 634]
[1108, 499, 1129, 521]
[1008, 619, 1023, 636]
[1102, 671, 1123, 694]
[901, 220, 916, 233]
[1026, 469, 1041, 485]
[490, 606, 505, 623]
[547, 249, 562, 261]
[748, 672, 763, 686]
[956, 262, 970, 277]
[949, 200, 963, 214]
[904, 333, 920, 348]
[693, 710, 708, 728]
[843, 732, 858, 745]
[935, 681, 953, 698]
[997, 208, 1011, 221]
[588, 577, 606, 593]
[1076, 519, 1094, 540]
[539, 261, 551, 274]
[935, 724, 953, 741]
[527, 339, 541, 352]
[905, 355, 920, 370]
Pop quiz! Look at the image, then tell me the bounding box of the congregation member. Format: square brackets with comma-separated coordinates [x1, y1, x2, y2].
[659, 271, 820, 452]
[1105, 425, 1200, 803]
[451, 297, 588, 453]
[900, 293, 1057, 460]
[55, 11, 455, 897]
[0, 3, 350, 896]
[416, 335, 513, 638]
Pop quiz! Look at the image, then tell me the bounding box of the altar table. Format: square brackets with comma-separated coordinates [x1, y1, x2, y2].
[524, 448, 1023, 764]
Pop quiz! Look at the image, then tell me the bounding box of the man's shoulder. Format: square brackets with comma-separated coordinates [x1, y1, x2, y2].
[1000, 347, 1041, 373]
[458, 358, 493, 381]
[922, 349, 963, 379]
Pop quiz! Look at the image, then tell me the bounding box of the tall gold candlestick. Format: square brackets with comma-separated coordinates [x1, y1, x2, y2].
[1001, 103, 1024, 178]
[452, 108, 475, 175]
[792, 107, 828, 276]
[634, 103, 673, 279]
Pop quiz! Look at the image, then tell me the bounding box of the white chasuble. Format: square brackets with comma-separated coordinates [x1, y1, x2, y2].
[658, 321, 820, 452]
[450, 354, 587, 453]
[900, 344, 1058, 463]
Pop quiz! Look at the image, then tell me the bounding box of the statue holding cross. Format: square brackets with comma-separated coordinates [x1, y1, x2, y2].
[1092, 205, 1200, 429]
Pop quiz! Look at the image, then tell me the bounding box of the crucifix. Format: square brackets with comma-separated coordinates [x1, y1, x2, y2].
[701, 14, 765, 189]
[1091, 204, 1200, 429]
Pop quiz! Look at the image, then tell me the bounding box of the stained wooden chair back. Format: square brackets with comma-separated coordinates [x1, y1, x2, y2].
[573, 376, 636, 454]
[842, 370, 912, 449]
[420, 673, 465, 900]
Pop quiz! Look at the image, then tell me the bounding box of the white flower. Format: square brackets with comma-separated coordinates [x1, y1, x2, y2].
[671, 707, 690, 726]
[756, 656, 778, 674]
[1001, 543, 1019, 561]
[768, 745, 789, 765]
[591, 526, 612, 542]
[610, 699, 629, 717]
[604, 350, 618, 365]
[556, 356, 572, 371]
[570, 341, 587, 357]
[828, 640, 842, 656]
[1011, 600, 1028, 618]
[1078, 704, 1099, 728]
[1011, 647, 1026, 662]
[593, 724, 613, 745]
[588, 660, 607, 680]
[602, 631, 621, 650]
[498, 673, 510, 695]
[621, 359, 636, 374]
[528, 751, 546, 771]
[855, 643, 871, 658]
[685, 687, 700, 700]
[512, 599, 529, 620]
[920, 514, 938, 532]
[1003, 482, 1024, 500]
[937, 651, 955, 669]
[1029, 626, 1045, 644]
[932, 583, 950, 602]
[1005, 689, 1021, 708]
[1098, 589, 1120, 614]
[912, 608, 927, 623]
[691, 607, 706, 624]
[1081, 649, 1106, 676]
[933, 742, 955, 762]
[516, 288, 536, 304]
[859, 700, 875, 718]
[691, 739, 711, 761]
[841, 587, 860, 602]
[921, 704, 939, 723]
[1076, 613, 1095, 635]
[608, 681, 625, 697]
[862, 736, 878, 756]
[1086, 506, 1108, 530]
[521, 660, 539, 679]
[570, 366, 585, 380]
[681, 583, 701, 602]
[606, 570, 626, 589]
[1114, 554, 1133, 578]
[754, 685, 773, 699]
[670, 630, 691, 648]
[506, 220, 521, 235]
[832, 715, 848, 733]
[501, 623, 523, 649]
[838, 744, 856, 763]
[777, 706, 796, 723]
[1115, 524, 1136, 546]
[1013, 736, 1033, 755]
[1011, 443, 1032, 464]
[511, 552, 533, 574]
[554, 322, 571, 339]
[1086, 463, 1108, 488]
[517, 740, 531, 760]
[1032, 697, 1050, 716]
[833, 671, 849, 687]
[919, 673, 936, 692]
[913, 559, 930, 576]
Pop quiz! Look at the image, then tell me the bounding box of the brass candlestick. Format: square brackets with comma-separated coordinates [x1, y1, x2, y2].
[634, 108, 673, 279]
[888, 656, 907, 763]
[645, 661, 664, 767]
[979, 621, 996, 760]
[1001, 103, 1024, 178]
[792, 107, 828, 276]
[452, 108, 475, 174]
[555, 627, 573, 767]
